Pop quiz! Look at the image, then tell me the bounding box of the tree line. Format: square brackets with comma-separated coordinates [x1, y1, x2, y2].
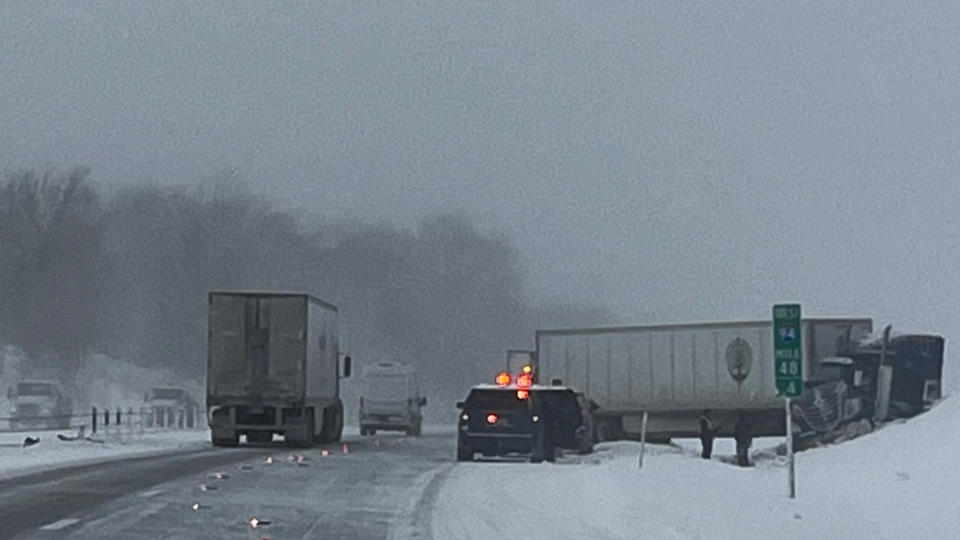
[0, 168, 607, 410]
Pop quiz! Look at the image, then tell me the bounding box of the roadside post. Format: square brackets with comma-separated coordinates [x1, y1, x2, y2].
[638, 411, 648, 469]
[773, 303, 803, 499]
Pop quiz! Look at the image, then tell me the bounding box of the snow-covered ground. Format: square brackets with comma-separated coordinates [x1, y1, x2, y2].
[0, 428, 210, 481]
[432, 397, 959, 540]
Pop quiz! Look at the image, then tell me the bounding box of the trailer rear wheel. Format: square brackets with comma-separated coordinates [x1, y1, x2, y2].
[212, 431, 239, 447]
[317, 403, 344, 443]
[286, 409, 315, 448]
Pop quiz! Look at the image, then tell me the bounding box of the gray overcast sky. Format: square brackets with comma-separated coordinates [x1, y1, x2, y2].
[3, 1, 960, 364]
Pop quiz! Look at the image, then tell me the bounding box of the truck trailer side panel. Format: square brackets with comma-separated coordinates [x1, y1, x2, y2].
[536, 318, 872, 439]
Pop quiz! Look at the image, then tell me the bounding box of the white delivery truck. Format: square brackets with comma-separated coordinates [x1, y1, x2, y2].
[359, 361, 426, 436]
[535, 318, 873, 441]
[207, 291, 351, 447]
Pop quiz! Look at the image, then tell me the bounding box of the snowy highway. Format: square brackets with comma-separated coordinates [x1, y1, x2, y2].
[0, 431, 453, 540]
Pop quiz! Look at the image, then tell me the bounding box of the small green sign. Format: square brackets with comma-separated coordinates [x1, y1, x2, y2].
[773, 303, 803, 397]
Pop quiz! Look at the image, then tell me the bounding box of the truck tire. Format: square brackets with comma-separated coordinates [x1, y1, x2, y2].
[212, 431, 239, 447]
[287, 409, 316, 448]
[317, 403, 344, 443]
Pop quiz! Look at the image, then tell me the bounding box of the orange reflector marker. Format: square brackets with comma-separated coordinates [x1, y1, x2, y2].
[516, 390, 529, 400]
[495, 372, 512, 386]
[486, 413, 499, 424]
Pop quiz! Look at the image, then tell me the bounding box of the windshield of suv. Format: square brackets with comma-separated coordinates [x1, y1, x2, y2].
[16, 383, 53, 396]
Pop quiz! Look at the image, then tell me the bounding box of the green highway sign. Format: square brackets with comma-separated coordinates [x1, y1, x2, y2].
[773, 303, 803, 397]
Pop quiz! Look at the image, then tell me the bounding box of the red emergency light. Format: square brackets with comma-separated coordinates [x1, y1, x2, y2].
[495, 372, 512, 386]
[486, 413, 499, 424]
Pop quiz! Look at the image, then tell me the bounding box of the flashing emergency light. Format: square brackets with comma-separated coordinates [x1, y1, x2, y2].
[495, 372, 512, 386]
[516, 372, 533, 389]
[486, 413, 499, 424]
[522, 365, 533, 374]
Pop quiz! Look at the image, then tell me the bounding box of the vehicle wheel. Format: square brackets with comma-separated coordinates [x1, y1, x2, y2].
[544, 445, 557, 462]
[287, 409, 316, 448]
[212, 431, 239, 447]
[317, 403, 344, 443]
[369, 428, 377, 436]
[456, 439, 473, 462]
[360, 426, 368, 436]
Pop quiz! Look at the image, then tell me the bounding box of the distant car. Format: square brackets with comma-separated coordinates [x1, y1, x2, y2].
[143, 388, 200, 428]
[7, 380, 73, 430]
[456, 384, 592, 463]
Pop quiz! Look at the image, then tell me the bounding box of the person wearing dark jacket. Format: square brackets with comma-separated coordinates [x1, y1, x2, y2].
[734, 414, 753, 467]
[698, 409, 720, 459]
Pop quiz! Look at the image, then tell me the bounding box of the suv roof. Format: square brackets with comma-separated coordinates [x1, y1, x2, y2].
[469, 383, 574, 392]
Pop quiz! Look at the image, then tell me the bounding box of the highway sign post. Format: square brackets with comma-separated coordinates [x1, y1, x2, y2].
[773, 303, 802, 499]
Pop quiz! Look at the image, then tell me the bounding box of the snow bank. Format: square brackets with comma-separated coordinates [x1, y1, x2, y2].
[432, 398, 959, 539]
[0, 428, 210, 481]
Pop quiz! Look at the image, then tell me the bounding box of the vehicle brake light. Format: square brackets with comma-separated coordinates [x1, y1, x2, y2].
[486, 413, 498, 424]
[516, 373, 532, 389]
[516, 390, 529, 400]
[495, 372, 512, 386]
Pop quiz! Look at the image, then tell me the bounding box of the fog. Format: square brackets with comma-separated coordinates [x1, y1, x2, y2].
[1, 2, 959, 394]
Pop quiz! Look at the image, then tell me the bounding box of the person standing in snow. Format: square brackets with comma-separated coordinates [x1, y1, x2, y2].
[734, 413, 753, 467]
[698, 409, 720, 459]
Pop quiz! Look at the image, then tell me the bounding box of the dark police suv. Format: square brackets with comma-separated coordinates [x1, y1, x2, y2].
[456, 375, 593, 462]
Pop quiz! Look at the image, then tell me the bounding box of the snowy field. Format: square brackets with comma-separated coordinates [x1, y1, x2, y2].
[0, 428, 210, 481]
[432, 397, 958, 540]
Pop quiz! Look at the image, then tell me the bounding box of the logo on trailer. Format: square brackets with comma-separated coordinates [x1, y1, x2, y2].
[725, 338, 753, 384]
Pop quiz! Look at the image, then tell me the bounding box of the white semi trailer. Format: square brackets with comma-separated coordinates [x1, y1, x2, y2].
[207, 291, 351, 447]
[535, 318, 873, 441]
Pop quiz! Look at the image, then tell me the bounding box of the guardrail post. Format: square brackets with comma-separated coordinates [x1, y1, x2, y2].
[104, 408, 110, 427]
[116, 409, 121, 425]
[92, 407, 97, 434]
[127, 408, 134, 434]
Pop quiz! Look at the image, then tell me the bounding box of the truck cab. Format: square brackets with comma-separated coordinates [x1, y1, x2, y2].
[7, 380, 72, 430]
[359, 361, 426, 436]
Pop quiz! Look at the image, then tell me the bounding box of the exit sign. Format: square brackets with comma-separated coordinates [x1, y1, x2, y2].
[773, 304, 803, 397]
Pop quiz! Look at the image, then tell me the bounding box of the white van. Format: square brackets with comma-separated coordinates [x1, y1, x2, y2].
[359, 361, 426, 436]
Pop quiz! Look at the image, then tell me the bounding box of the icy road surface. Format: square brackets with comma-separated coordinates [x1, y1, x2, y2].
[0, 431, 452, 540]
